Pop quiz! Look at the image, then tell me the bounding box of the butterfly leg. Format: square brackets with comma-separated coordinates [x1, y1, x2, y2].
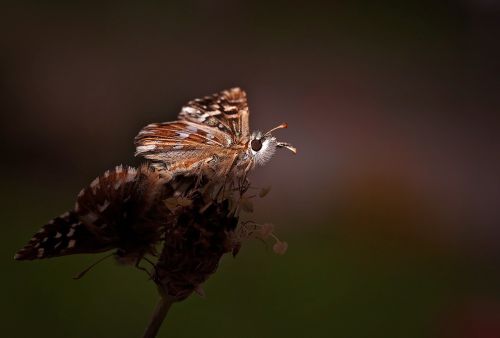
[134, 256, 155, 280]
[238, 172, 251, 196]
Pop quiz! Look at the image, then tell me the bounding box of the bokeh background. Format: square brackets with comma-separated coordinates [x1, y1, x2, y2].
[2, 1, 500, 337]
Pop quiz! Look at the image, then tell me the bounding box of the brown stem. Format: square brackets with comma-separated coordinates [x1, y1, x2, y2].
[142, 296, 174, 338]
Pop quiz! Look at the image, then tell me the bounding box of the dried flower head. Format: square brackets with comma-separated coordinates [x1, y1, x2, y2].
[154, 187, 239, 301]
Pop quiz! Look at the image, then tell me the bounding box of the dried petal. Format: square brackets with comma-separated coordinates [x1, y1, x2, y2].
[239, 198, 253, 213]
[164, 196, 192, 212]
[235, 222, 254, 240]
[177, 197, 192, 207]
[232, 242, 241, 257]
[273, 241, 288, 255]
[164, 197, 179, 212]
[259, 186, 272, 198]
[194, 285, 206, 298]
[255, 223, 274, 240]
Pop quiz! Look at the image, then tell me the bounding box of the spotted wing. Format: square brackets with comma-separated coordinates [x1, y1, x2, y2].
[14, 210, 111, 260]
[14, 165, 166, 260]
[178, 87, 250, 142]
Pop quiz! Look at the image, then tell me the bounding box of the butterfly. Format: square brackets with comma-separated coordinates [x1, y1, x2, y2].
[14, 88, 293, 269]
[134, 87, 296, 183]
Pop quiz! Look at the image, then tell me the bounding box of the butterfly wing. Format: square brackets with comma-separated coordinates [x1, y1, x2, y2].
[135, 120, 233, 170]
[135, 88, 250, 174]
[14, 165, 170, 260]
[14, 210, 111, 260]
[178, 87, 250, 142]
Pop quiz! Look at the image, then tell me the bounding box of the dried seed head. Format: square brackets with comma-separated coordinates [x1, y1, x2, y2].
[152, 175, 287, 301]
[259, 186, 271, 198]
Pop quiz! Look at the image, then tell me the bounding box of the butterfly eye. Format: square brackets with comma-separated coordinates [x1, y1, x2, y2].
[251, 139, 262, 151]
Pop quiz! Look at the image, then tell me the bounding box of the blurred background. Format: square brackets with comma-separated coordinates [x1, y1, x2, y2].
[1, 1, 500, 337]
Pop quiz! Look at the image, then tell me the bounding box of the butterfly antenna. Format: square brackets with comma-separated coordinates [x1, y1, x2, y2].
[73, 252, 115, 280]
[264, 123, 288, 136]
[264, 123, 296, 154]
[277, 142, 297, 154]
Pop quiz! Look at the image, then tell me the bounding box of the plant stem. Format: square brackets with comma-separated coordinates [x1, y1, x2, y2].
[142, 296, 174, 338]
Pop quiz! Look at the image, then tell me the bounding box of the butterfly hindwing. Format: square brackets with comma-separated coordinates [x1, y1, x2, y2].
[14, 211, 112, 260]
[15, 165, 168, 261]
[178, 87, 250, 141]
[75, 165, 139, 237]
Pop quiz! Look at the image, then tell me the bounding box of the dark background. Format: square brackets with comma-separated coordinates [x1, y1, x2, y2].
[2, 1, 500, 337]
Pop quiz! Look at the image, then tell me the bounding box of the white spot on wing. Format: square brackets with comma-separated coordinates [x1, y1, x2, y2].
[98, 200, 110, 212]
[182, 106, 200, 115]
[138, 130, 155, 135]
[37, 248, 45, 258]
[125, 167, 137, 182]
[82, 212, 98, 224]
[67, 240, 76, 249]
[186, 124, 198, 132]
[67, 228, 75, 237]
[136, 145, 156, 153]
[177, 132, 190, 139]
[90, 177, 100, 190]
[55, 232, 62, 238]
[173, 145, 183, 150]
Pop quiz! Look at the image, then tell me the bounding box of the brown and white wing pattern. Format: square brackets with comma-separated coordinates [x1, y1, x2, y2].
[134, 120, 233, 172]
[135, 87, 250, 176]
[14, 165, 171, 261]
[178, 87, 250, 142]
[14, 210, 109, 260]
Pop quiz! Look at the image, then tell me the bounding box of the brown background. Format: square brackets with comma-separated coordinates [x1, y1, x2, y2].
[1, 1, 500, 337]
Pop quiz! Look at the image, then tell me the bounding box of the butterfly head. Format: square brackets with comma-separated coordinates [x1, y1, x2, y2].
[248, 123, 296, 166]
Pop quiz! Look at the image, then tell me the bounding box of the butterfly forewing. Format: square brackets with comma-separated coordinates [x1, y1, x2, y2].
[135, 87, 250, 175]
